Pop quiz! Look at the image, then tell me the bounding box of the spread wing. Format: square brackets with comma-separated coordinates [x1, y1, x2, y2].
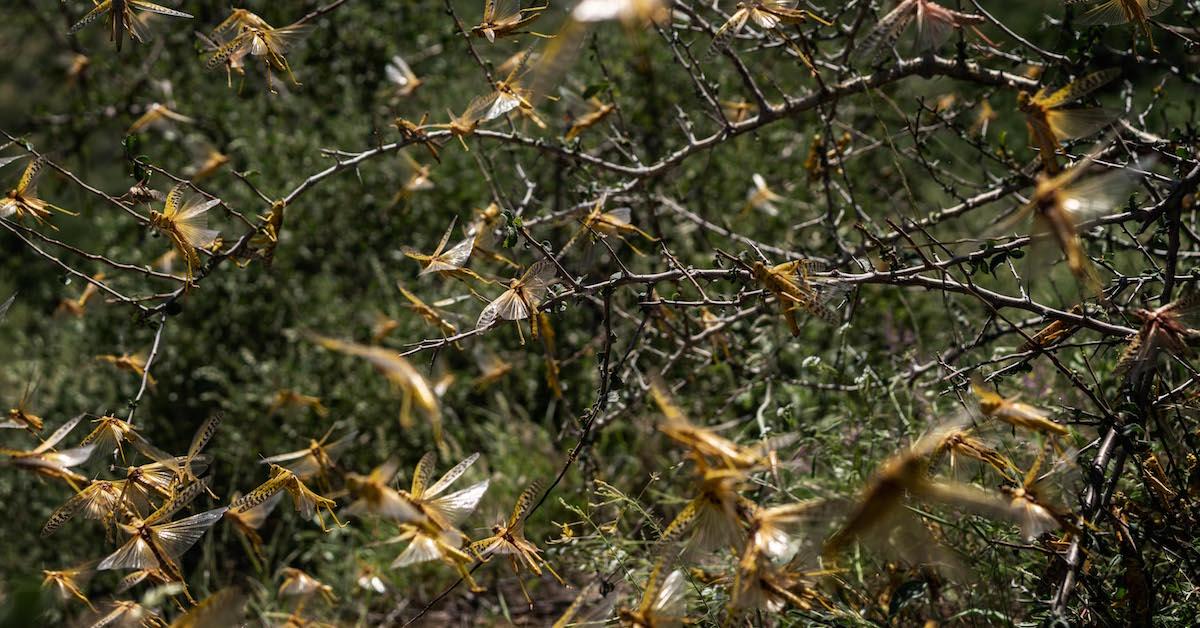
[477, 290, 527, 329]
[129, 1, 193, 19]
[176, 197, 221, 249]
[1039, 69, 1120, 108]
[152, 507, 227, 558]
[187, 414, 222, 460]
[411, 451, 437, 496]
[98, 536, 157, 571]
[425, 452, 480, 498]
[427, 479, 489, 526]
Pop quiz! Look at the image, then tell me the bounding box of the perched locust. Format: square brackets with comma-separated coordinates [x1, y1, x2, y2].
[856, 0, 983, 60]
[476, 258, 559, 342]
[1066, 0, 1172, 50]
[751, 258, 844, 335]
[1118, 287, 1200, 383]
[561, 200, 657, 255]
[707, 1, 831, 70]
[470, 480, 563, 608]
[149, 184, 220, 280]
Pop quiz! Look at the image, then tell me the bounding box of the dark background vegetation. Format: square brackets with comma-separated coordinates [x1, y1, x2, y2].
[1, 0, 1199, 625]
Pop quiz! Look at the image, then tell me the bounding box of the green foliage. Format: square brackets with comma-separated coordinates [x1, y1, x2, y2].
[1, 0, 1199, 626]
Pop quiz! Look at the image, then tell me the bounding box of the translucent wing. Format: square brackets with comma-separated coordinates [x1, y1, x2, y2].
[1167, 286, 1200, 322]
[1074, 0, 1133, 25]
[98, 536, 157, 571]
[129, 1, 193, 19]
[255, 24, 310, 57]
[521, 258, 558, 292]
[458, 93, 496, 127]
[439, 237, 475, 269]
[0, 292, 13, 322]
[386, 55, 416, 85]
[428, 479, 489, 526]
[425, 452, 480, 498]
[652, 569, 688, 617]
[914, 3, 955, 51]
[483, 92, 521, 121]
[1143, 0, 1174, 16]
[371, 489, 423, 521]
[1045, 107, 1117, 141]
[43, 481, 125, 536]
[391, 531, 444, 567]
[750, 7, 782, 29]
[411, 452, 437, 496]
[1058, 166, 1140, 221]
[153, 507, 227, 558]
[1039, 69, 1120, 108]
[0, 155, 23, 170]
[494, 0, 522, 21]
[420, 239, 475, 275]
[432, 218, 456, 257]
[260, 447, 314, 465]
[477, 290, 526, 328]
[856, 0, 916, 60]
[175, 198, 221, 249]
[38, 445, 96, 469]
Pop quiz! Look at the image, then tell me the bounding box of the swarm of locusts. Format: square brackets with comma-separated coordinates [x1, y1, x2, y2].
[4, 0, 1200, 625]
